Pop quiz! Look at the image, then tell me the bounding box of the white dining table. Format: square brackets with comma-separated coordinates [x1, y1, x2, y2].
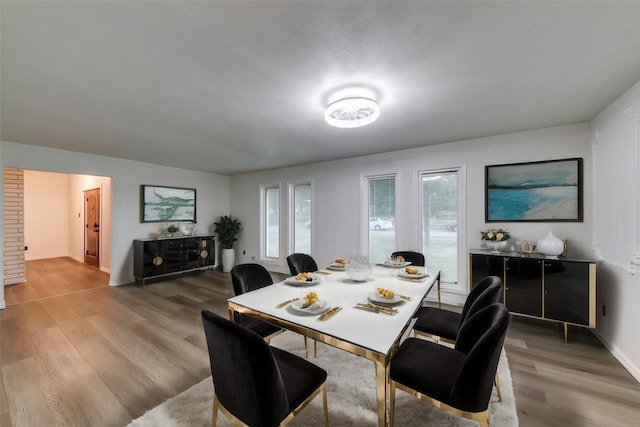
[227, 264, 441, 427]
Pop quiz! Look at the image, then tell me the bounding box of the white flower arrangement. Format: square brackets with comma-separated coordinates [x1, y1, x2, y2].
[481, 228, 511, 241]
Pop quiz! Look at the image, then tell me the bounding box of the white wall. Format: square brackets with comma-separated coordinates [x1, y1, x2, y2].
[24, 170, 71, 260]
[590, 80, 640, 382]
[230, 123, 594, 299]
[0, 141, 231, 308]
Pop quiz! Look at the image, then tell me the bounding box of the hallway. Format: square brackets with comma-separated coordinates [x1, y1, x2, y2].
[4, 257, 109, 306]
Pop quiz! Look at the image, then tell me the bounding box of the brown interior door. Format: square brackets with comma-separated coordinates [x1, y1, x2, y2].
[84, 188, 100, 267]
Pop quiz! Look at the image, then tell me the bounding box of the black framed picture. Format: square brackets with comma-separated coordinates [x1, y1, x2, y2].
[485, 158, 583, 222]
[140, 185, 196, 223]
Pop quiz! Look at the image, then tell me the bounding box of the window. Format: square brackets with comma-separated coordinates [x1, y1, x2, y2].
[367, 175, 396, 263]
[291, 183, 312, 254]
[263, 186, 280, 259]
[421, 171, 458, 284]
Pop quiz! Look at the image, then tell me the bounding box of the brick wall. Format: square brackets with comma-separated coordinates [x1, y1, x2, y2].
[4, 168, 25, 285]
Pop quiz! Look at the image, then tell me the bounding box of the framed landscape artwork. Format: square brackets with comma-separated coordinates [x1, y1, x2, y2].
[485, 158, 583, 222]
[141, 185, 196, 223]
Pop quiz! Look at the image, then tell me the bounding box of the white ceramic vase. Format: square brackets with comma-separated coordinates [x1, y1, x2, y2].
[221, 248, 235, 272]
[537, 231, 564, 256]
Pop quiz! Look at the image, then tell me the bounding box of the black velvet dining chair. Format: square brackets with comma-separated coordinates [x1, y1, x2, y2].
[413, 275, 504, 400]
[231, 263, 283, 341]
[231, 263, 313, 357]
[413, 276, 502, 344]
[389, 303, 510, 427]
[201, 310, 329, 427]
[286, 253, 319, 276]
[391, 250, 425, 267]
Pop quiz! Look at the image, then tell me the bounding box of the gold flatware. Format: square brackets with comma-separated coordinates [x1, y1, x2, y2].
[276, 298, 299, 308]
[399, 294, 412, 301]
[355, 302, 398, 315]
[366, 302, 399, 314]
[355, 303, 380, 313]
[313, 270, 332, 275]
[319, 306, 342, 320]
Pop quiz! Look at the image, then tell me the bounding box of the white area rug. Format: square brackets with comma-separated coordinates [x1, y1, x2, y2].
[127, 331, 518, 426]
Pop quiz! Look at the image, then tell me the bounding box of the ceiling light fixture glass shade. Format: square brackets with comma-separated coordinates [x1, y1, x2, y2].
[324, 97, 380, 128]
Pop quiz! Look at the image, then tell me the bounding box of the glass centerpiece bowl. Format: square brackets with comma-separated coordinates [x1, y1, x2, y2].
[345, 256, 373, 282]
[485, 240, 508, 253]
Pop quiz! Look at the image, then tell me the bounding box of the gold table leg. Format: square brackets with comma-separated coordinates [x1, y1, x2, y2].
[374, 360, 388, 427]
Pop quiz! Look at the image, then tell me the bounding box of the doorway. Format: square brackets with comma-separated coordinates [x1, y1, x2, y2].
[2, 168, 112, 305]
[84, 188, 100, 267]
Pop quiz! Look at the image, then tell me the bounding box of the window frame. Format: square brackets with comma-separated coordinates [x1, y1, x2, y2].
[260, 184, 282, 261]
[362, 172, 398, 261]
[418, 165, 467, 294]
[288, 181, 313, 255]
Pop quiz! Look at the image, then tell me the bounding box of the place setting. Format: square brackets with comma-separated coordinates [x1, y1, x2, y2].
[280, 291, 342, 320]
[397, 265, 430, 282]
[284, 272, 323, 286]
[354, 287, 409, 315]
[378, 254, 412, 268]
[325, 257, 347, 271]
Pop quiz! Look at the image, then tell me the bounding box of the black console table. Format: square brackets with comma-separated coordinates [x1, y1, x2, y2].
[469, 249, 596, 341]
[134, 235, 215, 285]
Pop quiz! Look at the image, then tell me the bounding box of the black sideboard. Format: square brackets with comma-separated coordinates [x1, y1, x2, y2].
[469, 249, 596, 341]
[134, 235, 215, 285]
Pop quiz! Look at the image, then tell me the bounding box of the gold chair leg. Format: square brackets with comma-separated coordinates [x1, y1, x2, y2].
[212, 395, 219, 426]
[389, 380, 396, 427]
[322, 384, 329, 427]
[495, 372, 502, 402]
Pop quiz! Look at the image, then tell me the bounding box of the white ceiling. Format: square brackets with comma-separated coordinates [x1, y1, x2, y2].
[2, 1, 640, 175]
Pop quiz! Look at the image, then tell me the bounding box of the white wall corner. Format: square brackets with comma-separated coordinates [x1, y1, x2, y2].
[592, 329, 640, 384]
[626, 252, 640, 275]
[623, 107, 640, 123]
[591, 129, 601, 151]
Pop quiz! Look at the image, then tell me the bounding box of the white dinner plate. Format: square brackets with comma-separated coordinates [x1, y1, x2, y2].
[397, 269, 429, 279]
[368, 292, 402, 305]
[378, 261, 412, 268]
[288, 299, 330, 315]
[327, 262, 347, 269]
[284, 275, 322, 286]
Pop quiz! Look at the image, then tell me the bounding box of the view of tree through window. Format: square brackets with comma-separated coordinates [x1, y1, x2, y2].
[421, 172, 458, 283]
[265, 187, 279, 258]
[368, 176, 396, 263]
[293, 183, 311, 254]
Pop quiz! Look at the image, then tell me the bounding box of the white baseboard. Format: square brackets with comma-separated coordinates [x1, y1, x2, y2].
[592, 329, 640, 383]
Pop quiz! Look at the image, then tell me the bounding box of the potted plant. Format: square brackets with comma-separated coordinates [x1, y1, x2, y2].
[167, 224, 178, 236]
[213, 215, 242, 272]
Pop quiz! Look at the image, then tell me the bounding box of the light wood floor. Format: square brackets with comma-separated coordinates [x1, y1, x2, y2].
[2, 259, 640, 426]
[4, 258, 109, 306]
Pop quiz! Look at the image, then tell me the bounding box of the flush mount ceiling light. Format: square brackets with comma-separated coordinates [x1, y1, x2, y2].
[324, 97, 380, 128]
